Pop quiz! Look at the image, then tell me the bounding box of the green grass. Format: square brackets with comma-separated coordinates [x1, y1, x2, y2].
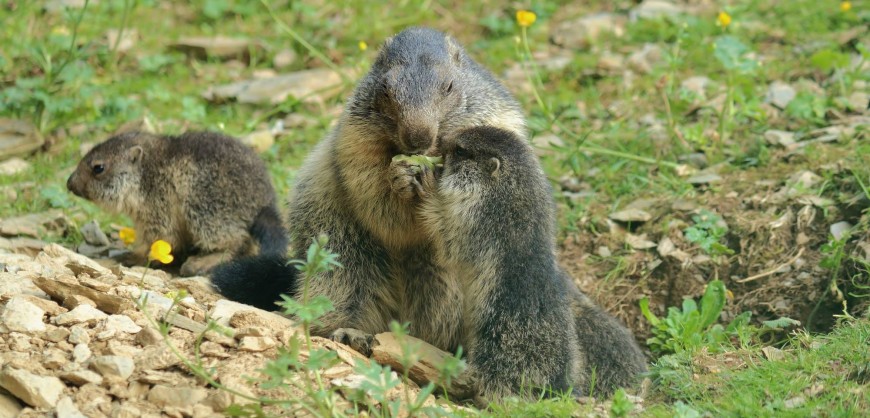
[1, 0, 868, 415]
[646, 319, 870, 417]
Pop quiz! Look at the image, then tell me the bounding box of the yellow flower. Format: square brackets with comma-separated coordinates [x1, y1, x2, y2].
[516, 10, 536, 28]
[840, 2, 851, 12]
[358, 41, 368, 51]
[119, 227, 136, 246]
[149, 240, 174, 264]
[717, 11, 732, 28]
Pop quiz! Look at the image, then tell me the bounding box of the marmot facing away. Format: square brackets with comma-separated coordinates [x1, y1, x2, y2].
[211, 27, 525, 350]
[67, 131, 287, 276]
[418, 126, 646, 402]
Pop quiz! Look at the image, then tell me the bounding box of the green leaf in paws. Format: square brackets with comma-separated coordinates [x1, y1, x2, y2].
[391, 154, 444, 170]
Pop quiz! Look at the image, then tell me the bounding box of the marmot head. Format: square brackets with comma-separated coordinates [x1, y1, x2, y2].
[359, 27, 468, 154]
[439, 126, 536, 187]
[67, 131, 150, 214]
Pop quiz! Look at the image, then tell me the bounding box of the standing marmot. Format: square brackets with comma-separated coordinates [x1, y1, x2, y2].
[418, 126, 646, 402]
[67, 131, 287, 276]
[212, 26, 525, 354]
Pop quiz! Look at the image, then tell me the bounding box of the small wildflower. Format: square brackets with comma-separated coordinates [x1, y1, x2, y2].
[840, 2, 851, 12]
[358, 41, 368, 51]
[119, 227, 136, 246]
[516, 10, 536, 28]
[717, 11, 732, 28]
[148, 240, 174, 265]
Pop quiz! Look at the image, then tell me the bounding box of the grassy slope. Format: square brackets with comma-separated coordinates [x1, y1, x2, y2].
[0, 0, 867, 416]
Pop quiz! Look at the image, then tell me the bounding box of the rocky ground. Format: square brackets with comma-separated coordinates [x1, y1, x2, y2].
[0, 242, 467, 417]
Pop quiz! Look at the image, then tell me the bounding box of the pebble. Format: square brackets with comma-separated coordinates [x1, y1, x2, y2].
[59, 370, 104, 386]
[0, 367, 67, 409]
[610, 208, 653, 223]
[766, 81, 797, 109]
[104, 315, 143, 334]
[55, 304, 108, 326]
[90, 355, 135, 381]
[56, 395, 88, 418]
[147, 385, 208, 409]
[1, 296, 46, 332]
[73, 343, 92, 363]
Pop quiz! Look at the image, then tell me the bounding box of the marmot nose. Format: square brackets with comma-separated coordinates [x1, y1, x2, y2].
[66, 174, 82, 197]
[399, 126, 436, 154]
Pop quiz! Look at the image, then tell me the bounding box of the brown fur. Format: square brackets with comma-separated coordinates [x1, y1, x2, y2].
[67, 131, 286, 276]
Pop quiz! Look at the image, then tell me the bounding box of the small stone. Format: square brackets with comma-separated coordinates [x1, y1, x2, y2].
[238, 336, 277, 352]
[787, 170, 821, 192]
[680, 76, 712, 98]
[630, 0, 684, 21]
[79, 220, 111, 247]
[550, 13, 625, 49]
[847, 91, 868, 113]
[90, 355, 135, 380]
[657, 237, 676, 257]
[0, 157, 30, 176]
[7, 332, 31, 351]
[55, 304, 108, 326]
[135, 327, 164, 347]
[103, 28, 137, 53]
[678, 153, 709, 169]
[202, 68, 343, 106]
[240, 130, 275, 153]
[0, 367, 67, 409]
[72, 343, 92, 363]
[56, 395, 87, 418]
[147, 385, 208, 409]
[42, 349, 68, 369]
[597, 52, 625, 72]
[761, 346, 786, 362]
[784, 396, 805, 409]
[766, 81, 797, 109]
[610, 208, 652, 223]
[273, 49, 297, 69]
[44, 326, 71, 343]
[68, 325, 91, 345]
[42, 243, 112, 277]
[687, 172, 722, 185]
[597, 246, 612, 258]
[0, 391, 22, 417]
[627, 43, 664, 74]
[1, 296, 46, 332]
[830, 221, 852, 241]
[63, 294, 97, 310]
[103, 315, 142, 334]
[59, 370, 103, 386]
[764, 130, 796, 147]
[626, 234, 657, 250]
[135, 346, 181, 371]
[171, 36, 259, 60]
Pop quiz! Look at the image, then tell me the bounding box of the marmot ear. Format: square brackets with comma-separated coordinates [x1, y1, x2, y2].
[445, 36, 462, 66]
[488, 157, 501, 177]
[127, 145, 144, 164]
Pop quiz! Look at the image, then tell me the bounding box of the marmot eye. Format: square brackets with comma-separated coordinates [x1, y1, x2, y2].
[445, 81, 454, 94]
[454, 146, 471, 159]
[92, 164, 105, 175]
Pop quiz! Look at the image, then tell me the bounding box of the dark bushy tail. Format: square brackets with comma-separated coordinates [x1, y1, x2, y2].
[250, 205, 289, 257]
[571, 292, 648, 396]
[210, 255, 297, 311]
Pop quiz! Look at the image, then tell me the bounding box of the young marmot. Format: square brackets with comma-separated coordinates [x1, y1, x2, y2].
[67, 131, 287, 276]
[211, 27, 526, 352]
[418, 126, 647, 402]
